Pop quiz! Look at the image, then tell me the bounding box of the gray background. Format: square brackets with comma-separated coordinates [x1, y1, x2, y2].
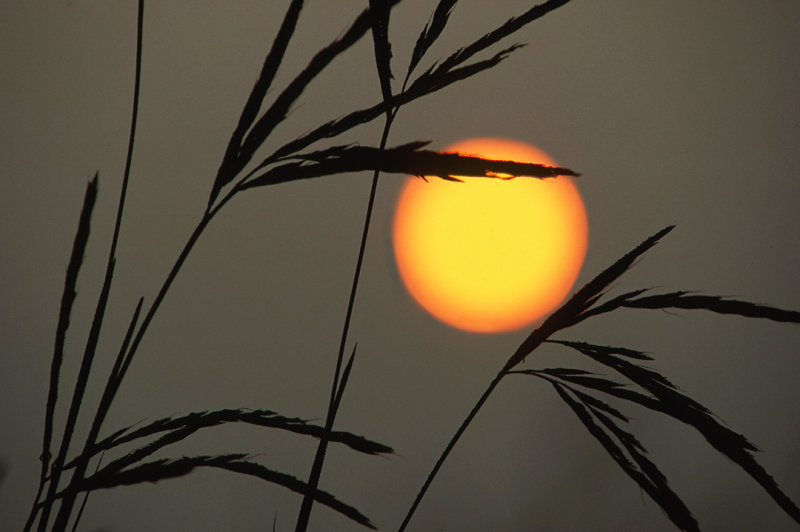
[2, 1, 799, 530]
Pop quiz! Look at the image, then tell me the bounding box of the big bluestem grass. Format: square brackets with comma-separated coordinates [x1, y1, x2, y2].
[22, 1, 800, 531]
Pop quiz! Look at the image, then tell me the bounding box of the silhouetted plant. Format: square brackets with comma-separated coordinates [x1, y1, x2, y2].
[24, 1, 800, 531]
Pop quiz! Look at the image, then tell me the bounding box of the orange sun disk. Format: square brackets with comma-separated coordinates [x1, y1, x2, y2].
[392, 138, 588, 333]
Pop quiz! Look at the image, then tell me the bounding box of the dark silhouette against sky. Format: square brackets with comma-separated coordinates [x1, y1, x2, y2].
[2, 2, 799, 530]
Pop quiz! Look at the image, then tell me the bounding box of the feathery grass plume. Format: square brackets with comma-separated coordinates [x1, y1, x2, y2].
[621, 292, 800, 323]
[548, 340, 800, 525]
[550, 341, 682, 392]
[525, 355, 800, 527]
[404, 221, 799, 529]
[368, 0, 393, 116]
[572, 386, 630, 422]
[93, 427, 200, 476]
[549, 340, 756, 447]
[40, 174, 97, 478]
[242, 142, 578, 189]
[75, 453, 245, 490]
[523, 368, 633, 395]
[67, 453, 376, 528]
[78, 408, 392, 461]
[551, 383, 700, 531]
[400, 226, 671, 531]
[408, 42, 526, 94]
[538, 371, 636, 422]
[100, 410, 291, 445]
[505, 225, 675, 369]
[263, 40, 525, 166]
[404, 0, 457, 85]
[34, 175, 100, 532]
[29, 175, 98, 532]
[513, 368, 635, 421]
[413, 0, 572, 89]
[593, 403, 699, 532]
[581, 290, 800, 324]
[209, 0, 305, 207]
[234, 0, 403, 180]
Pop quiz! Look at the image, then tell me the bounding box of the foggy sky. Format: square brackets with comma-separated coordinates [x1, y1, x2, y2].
[2, 1, 799, 530]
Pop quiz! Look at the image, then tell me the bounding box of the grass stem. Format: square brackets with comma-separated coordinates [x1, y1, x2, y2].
[295, 114, 394, 532]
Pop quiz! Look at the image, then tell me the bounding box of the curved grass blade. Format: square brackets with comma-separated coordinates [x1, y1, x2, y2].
[81, 408, 391, 462]
[512, 368, 631, 421]
[61, 456, 378, 528]
[550, 340, 800, 525]
[621, 292, 800, 323]
[74, 454, 243, 490]
[551, 383, 700, 531]
[518, 368, 633, 395]
[573, 388, 629, 422]
[582, 289, 800, 324]
[95, 427, 200, 476]
[210, 0, 305, 207]
[549, 340, 681, 391]
[243, 142, 578, 189]
[592, 406, 699, 531]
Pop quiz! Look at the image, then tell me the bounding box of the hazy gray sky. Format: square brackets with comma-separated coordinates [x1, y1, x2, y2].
[2, 1, 799, 530]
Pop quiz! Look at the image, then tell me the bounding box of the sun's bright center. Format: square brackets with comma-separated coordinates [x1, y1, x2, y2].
[392, 138, 588, 333]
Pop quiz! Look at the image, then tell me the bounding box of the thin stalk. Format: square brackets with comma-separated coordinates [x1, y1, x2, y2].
[295, 115, 394, 532]
[399, 323, 557, 529]
[398, 371, 504, 531]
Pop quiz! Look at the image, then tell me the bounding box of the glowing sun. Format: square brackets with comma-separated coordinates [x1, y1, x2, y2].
[392, 138, 588, 333]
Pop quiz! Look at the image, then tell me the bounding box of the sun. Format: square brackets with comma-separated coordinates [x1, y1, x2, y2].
[392, 138, 588, 333]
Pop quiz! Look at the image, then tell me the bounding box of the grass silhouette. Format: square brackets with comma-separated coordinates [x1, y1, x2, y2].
[20, 2, 800, 531]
